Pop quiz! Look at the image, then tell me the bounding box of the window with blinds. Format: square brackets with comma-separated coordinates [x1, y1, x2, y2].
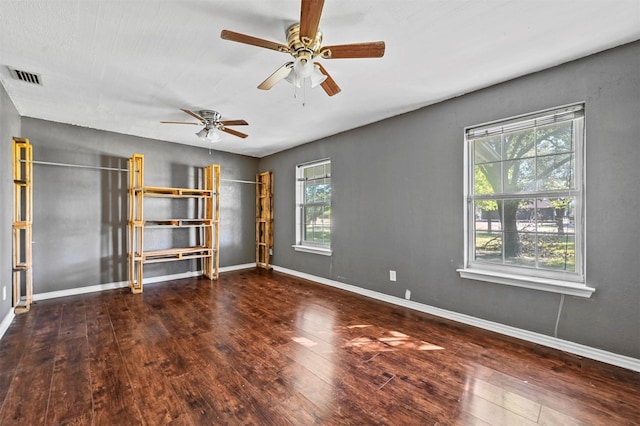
[294, 159, 332, 255]
[462, 104, 586, 287]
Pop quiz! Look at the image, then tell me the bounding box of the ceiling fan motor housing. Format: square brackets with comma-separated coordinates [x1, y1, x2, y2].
[287, 23, 322, 59]
[198, 110, 222, 125]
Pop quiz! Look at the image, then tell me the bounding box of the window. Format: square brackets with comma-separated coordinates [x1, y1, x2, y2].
[459, 104, 594, 297]
[293, 159, 332, 255]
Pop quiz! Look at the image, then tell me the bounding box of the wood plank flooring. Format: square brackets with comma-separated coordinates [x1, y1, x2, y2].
[0, 268, 638, 425]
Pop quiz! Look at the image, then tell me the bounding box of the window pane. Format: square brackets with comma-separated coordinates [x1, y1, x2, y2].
[313, 164, 325, 179]
[315, 183, 331, 203]
[504, 129, 535, 160]
[533, 197, 575, 234]
[321, 207, 331, 244]
[536, 122, 573, 155]
[304, 166, 314, 179]
[537, 153, 574, 190]
[474, 200, 501, 231]
[304, 182, 314, 202]
[504, 158, 535, 193]
[563, 198, 576, 235]
[515, 198, 535, 227]
[504, 231, 536, 267]
[475, 163, 500, 195]
[304, 206, 319, 227]
[304, 204, 330, 244]
[538, 234, 575, 271]
[474, 136, 501, 164]
[529, 198, 552, 232]
[322, 204, 331, 220]
[475, 231, 502, 263]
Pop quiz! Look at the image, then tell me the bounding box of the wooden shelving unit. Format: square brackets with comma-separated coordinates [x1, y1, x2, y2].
[256, 171, 273, 269]
[128, 153, 220, 293]
[12, 138, 33, 313]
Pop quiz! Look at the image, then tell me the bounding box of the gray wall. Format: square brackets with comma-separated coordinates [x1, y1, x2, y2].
[21, 118, 258, 294]
[0, 84, 21, 320]
[259, 41, 640, 358]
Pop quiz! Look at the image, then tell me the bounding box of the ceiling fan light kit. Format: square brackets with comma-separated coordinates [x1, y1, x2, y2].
[220, 0, 386, 96]
[284, 57, 327, 88]
[161, 109, 249, 143]
[196, 125, 221, 143]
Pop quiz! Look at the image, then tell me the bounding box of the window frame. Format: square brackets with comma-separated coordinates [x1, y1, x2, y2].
[458, 104, 594, 297]
[292, 158, 333, 256]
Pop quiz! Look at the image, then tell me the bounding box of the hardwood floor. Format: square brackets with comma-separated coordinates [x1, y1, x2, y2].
[0, 268, 638, 425]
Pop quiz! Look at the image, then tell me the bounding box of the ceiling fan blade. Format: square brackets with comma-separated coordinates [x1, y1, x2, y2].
[219, 120, 248, 126]
[181, 108, 205, 122]
[315, 62, 341, 96]
[319, 41, 386, 59]
[221, 29, 291, 53]
[258, 62, 294, 90]
[160, 121, 200, 125]
[219, 126, 248, 139]
[300, 0, 324, 44]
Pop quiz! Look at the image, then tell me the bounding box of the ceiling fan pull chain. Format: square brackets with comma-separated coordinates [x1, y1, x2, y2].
[302, 79, 307, 107]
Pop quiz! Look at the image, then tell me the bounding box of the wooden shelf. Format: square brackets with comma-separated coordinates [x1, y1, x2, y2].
[144, 219, 214, 227]
[12, 138, 33, 313]
[127, 153, 220, 293]
[142, 246, 214, 263]
[138, 186, 213, 197]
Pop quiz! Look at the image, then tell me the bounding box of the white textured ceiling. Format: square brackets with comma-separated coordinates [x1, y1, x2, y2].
[1, 1, 639, 157]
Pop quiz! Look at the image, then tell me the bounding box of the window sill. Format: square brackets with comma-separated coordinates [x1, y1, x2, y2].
[292, 245, 333, 256]
[457, 268, 595, 298]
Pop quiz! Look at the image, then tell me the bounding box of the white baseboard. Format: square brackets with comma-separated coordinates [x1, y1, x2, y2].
[0, 309, 16, 342]
[33, 270, 200, 301]
[272, 265, 640, 373]
[33, 280, 130, 301]
[219, 263, 256, 273]
[32, 264, 257, 302]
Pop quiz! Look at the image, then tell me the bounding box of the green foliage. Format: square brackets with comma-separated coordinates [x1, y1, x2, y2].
[474, 167, 498, 212]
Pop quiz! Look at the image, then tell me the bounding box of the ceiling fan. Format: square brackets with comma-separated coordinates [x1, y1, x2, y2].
[220, 0, 385, 96]
[161, 109, 249, 142]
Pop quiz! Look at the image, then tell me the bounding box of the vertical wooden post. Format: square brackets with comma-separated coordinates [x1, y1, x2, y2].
[256, 171, 273, 269]
[12, 138, 33, 313]
[203, 164, 220, 280]
[213, 164, 220, 279]
[128, 154, 144, 293]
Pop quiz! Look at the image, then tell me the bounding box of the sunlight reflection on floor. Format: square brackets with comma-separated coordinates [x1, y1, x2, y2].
[342, 326, 444, 352]
[290, 303, 336, 414]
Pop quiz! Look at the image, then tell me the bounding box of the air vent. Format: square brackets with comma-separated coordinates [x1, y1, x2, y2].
[8, 67, 42, 85]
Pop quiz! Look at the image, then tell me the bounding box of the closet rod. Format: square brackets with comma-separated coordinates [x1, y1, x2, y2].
[221, 178, 259, 184]
[22, 159, 128, 172]
[24, 160, 261, 183]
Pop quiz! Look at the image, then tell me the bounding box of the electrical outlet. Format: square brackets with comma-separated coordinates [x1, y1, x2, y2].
[389, 270, 396, 282]
[2, 286, 6, 301]
[405, 289, 411, 300]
